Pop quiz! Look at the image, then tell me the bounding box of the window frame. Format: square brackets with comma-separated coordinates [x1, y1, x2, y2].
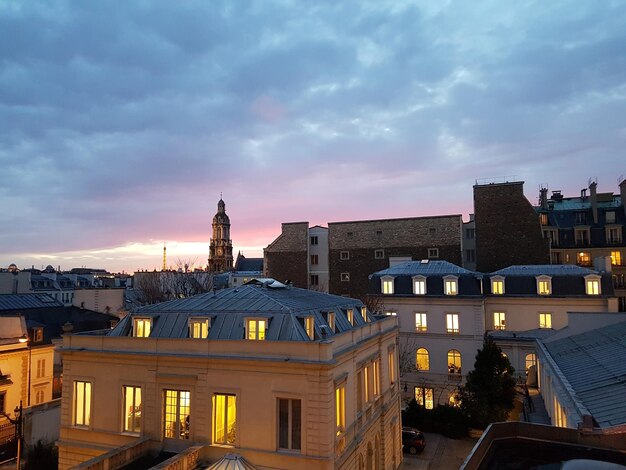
[443, 276, 458, 296]
[416, 348, 429, 371]
[381, 276, 394, 295]
[277, 398, 302, 452]
[415, 312, 427, 332]
[446, 313, 459, 334]
[132, 317, 152, 338]
[340, 272, 350, 282]
[246, 318, 268, 340]
[374, 249, 384, 259]
[310, 254, 318, 265]
[447, 349, 462, 375]
[189, 318, 210, 339]
[584, 275, 601, 295]
[539, 312, 552, 329]
[310, 236, 318, 245]
[212, 393, 236, 445]
[304, 316, 315, 340]
[427, 247, 439, 259]
[412, 276, 426, 295]
[536, 276, 552, 296]
[340, 251, 350, 261]
[123, 385, 142, 434]
[335, 381, 346, 437]
[490, 276, 505, 295]
[414, 387, 434, 410]
[493, 311, 506, 330]
[73, 380, 93, 428]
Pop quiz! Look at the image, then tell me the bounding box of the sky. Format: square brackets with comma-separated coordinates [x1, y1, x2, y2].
[1, 1, 625, 273]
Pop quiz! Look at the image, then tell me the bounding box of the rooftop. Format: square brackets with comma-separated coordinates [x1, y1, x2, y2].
[492, 265, 600, 277]
[373, 260, 473, 276]
[0, 293, 63, 310]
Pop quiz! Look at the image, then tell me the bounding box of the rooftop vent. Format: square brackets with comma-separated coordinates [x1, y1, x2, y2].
[420, 259, 429, 264]
[551, 190, 563, 201]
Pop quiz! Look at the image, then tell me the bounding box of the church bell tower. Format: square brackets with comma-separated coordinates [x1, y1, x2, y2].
[208, 197, 234, 272]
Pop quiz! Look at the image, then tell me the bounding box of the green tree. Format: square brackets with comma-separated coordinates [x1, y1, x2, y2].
[457, 337, 516, 429]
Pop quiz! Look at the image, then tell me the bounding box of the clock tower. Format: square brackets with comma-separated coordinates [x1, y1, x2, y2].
[208, 197, 234, 272]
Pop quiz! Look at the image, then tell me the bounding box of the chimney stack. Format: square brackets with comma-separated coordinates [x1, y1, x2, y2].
[589, 180, 598, 224]
[619, 178, 626, 216]
[539, 187, 548, 209]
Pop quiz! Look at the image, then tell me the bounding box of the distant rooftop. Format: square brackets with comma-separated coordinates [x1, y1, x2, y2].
[0, 293, 63, 311]
[492, 265, 599, 277]
[373, 260, 473, 276]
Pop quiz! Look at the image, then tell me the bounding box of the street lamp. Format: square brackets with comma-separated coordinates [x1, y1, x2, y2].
[3, 401, 23, 470]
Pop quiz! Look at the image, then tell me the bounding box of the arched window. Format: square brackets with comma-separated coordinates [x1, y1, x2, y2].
[447, 349, 462, 374]
[525, 353, 536, 372]
[416, 348, 430, 371]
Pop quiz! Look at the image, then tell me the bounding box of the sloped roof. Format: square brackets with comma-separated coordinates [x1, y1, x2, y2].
[0, 294, 63, 310]
[374, 260, 473, 276]
[205, 454, 257, 470]
[544, 321, 626, 428]
[491, 265, 599, 276]
[110, 281, 372, 341]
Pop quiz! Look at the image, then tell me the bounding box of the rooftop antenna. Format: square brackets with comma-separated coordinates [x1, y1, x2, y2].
[162, 243, 167, 271]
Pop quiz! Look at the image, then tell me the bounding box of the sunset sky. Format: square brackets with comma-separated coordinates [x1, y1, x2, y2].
[2, 1, 625, 273]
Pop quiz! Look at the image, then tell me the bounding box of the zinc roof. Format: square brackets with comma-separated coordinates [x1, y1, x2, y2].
[374, 260, 473, 276]
[0, 293, 63, 311]
[544, 321, 626, 428]
[491, 265, 598, 277]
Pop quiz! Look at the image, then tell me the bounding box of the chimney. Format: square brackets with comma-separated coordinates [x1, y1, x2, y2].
[580, 188, 587, 199]
[539, 187, 548, 209]
[589, 180, 598, 224]
[619, 178, 626, 216]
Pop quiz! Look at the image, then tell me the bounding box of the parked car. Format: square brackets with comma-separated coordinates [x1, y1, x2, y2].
[402, 427, 426, 455]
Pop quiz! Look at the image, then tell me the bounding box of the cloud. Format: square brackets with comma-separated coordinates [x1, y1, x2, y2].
[1, 0, 625, 271]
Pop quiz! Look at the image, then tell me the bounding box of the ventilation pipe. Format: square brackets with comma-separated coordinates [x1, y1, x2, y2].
[589, 180, 598, 224]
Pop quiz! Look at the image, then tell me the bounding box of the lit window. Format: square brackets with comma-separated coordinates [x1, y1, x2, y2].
[384, 311, 397, 316]
[414, 387, 433, 410]
[447, 350, 462, 375]
[33, 327, 43, 343]
[278, 398, 301, 451]
[415, 313, 427, 332]
[361, 306, 368, 321]
[449, 394, 459, 407]
[536, 276, 552, 295]
[539, 313, 552, 329]
[340, 273, 350, 282]
[327, 312, 335, 332]
[444, 277, 458, 296]
[540, 213, 548, 225]
[611, 251, 622, 266]
[340, 251, 350, 260]
[412, 276, 426, 295]
[416, 348, 429, 371]
[381, 277, 394, 295]
[446, 313, 459, 334]
[133, 318, 152, 338]
[373, 360, 380, 397]
[525, 353, 536, 372]
[213, 393, 236, 445]
[577, 252, 591, 266]
[346, 309, 354, 325]
[123, 386, 142, 433]
[491, 277, 505, 295]
[305, 316, 315, 340]
[585, 276, 601, 295]
[388, 348, 396, 385]
[428, 248, 439, 259]
[493, 312, 506, 330]
[164, 390, 190, 439]
[335, 383, 346, 436]
[246, 319, 267, 340]
[374, 249, 384, 259]
[189, 318, 209, 339]
[73, 381, 92, 427]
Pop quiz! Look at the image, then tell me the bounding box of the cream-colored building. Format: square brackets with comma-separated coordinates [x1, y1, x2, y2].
[58, 280, 401, 470]
[369, 261, 617, 408]
[0, 316, 55, 422]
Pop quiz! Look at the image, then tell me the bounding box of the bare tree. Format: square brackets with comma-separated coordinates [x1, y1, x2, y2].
[397, 333, 420, 378]
[360, 294, 386, 315]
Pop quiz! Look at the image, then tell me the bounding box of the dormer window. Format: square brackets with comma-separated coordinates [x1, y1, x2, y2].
[536, 276, 552, 295]
[361, 306, 369, 322]
[490, 276, 505, 295]
[327, 312, 335, 332]
[412, 276, 426, 295]
[346, 309, 354, 326]
[381, 276, 394, 295]
[305, 316, 315, 340]
[443, 276, 458, 296]
[33, 327, 44, 343]
[133, 318, 152, 338]
[585, 275, 601, 295]
[189, 318, 210, 339]
[246, 318, 267, 340]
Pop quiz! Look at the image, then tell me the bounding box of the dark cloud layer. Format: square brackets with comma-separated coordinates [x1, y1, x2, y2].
[1, 0, 625, 270]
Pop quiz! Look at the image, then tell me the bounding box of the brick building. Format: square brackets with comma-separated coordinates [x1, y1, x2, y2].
[263, 222, 309, 288]
[328, 216, 463, 298]
[474, 181, 550, 272]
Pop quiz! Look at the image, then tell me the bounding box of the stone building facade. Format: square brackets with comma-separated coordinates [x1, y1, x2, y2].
[208, 198, 234, 272]
[328, 216, 463, 298]
[474, 181, 550, 272]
